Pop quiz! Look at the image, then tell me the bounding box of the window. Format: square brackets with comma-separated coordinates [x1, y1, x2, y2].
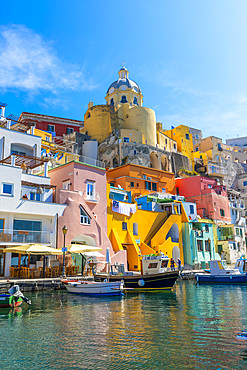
[110, 182, 115, 187]
[63, 180, 71, 190]
[145, 181, 152, 190]
[185, 133, 190, 140]
[110, 98, 114, 105]
[208, 184, 212, 189]
[45, 136, 50, 142]
[195, 148, 199, 152]
[2, 183, 13, 195]
[205, 240, 211, 251]
[233, 242, 236, 250]
[122, 222, 127, 230]
[86, 181, 95, 199]
[133, 223, 138, 236]
[124, 137, 130, 143]
[205, 224, 209, 232]
[240, 228, 243, 237]
[30, 192, 35, 201]
[197, 240, 203, 251]
[143, 175, 146, 179]
[133, 97, 138, 105]
[13, 219, 42, 243]
[215, 154, 219, 161]
[80, 207, 91, 225]
[134, 150, 137, 155]
[165, 139, 168, 144]
[66, 128, 74, 135]
[36, 193, 41, 202]
[174, 144, 176, 149]
[243, 181, 247, 186]
[220, 209, 225, 217]
[189, 205, 194, 214]
[148, 263, 158, 269]
[236, 228, 240, 236]
[196, 134, 199, 139]
[130, 182, 134, 187]
[120, 96, 127, 103]
[137, 183, 139, 187]
[47, 125, 55, 132]
[152, 182, 157, 191]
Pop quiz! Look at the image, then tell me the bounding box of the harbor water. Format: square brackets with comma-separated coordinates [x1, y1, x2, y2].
[1, 281, 247, 370]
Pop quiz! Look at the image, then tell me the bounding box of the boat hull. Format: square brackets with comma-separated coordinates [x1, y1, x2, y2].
[196, 273, 247, 284]
[64, 281, 124, 296]
[0, 294, 23, 308]
[94, 271, 179, 291]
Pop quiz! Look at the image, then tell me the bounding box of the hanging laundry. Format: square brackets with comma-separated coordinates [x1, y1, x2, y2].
[130, 203, 136, 214]
[112, 200, 136, 216]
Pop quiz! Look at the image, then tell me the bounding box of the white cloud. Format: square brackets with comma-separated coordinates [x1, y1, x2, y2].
[0, 25, 96, 95]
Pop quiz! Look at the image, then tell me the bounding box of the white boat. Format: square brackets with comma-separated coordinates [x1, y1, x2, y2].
[62, 279, 124, 296]
[236, 331, 247, 340]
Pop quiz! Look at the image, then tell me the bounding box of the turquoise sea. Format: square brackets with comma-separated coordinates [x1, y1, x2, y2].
[1, 281, 247, 370]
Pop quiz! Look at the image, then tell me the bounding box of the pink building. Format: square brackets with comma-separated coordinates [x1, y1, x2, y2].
[48, 161, 126, 267]
[175, 176, 231, 223]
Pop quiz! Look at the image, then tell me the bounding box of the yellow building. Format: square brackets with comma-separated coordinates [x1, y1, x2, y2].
[81, 66, 157, 147]
[164, 125, 194, 166]
[107, 184, 187, 271]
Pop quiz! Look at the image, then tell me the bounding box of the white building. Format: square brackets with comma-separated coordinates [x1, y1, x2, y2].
[0, 125, 66, 276]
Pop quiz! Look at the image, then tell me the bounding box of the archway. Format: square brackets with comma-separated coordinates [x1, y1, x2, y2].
[161, 154, 168, 171]
[150, 152, 160, 169]
[166, 223, 179, 243]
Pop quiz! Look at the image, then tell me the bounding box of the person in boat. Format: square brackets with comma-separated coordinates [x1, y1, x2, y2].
[170, 258, 175, 271]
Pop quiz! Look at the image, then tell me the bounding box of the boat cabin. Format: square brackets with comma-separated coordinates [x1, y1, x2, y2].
[234, 258, 247, 274]
[142, 254, 170, 275]
[209, 260, 241, 276]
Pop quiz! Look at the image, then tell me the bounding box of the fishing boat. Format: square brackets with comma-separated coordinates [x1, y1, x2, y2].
[236, 331, 247, 340]
[62, 279, 124, 296]
[195, 258, 247, 284]
[0, 285, 31, 308]
[94, 254, 179, 291]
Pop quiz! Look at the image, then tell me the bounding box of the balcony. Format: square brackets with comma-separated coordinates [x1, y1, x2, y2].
[207, 162, 226, 177]
[0, 229, 52, 245]
[83, 190, 100, 203]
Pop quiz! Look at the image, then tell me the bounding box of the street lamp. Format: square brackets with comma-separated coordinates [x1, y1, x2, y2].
[62, 225, 68, 278]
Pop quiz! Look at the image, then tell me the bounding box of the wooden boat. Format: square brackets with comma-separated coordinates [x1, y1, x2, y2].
[0, 285, 31, 308]
[195, 258, 247, 284]
[94, 254, 179, 291]
[62, 279, 124, 296]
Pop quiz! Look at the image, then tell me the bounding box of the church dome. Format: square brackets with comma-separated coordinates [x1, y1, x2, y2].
[106, 66, 141, 95]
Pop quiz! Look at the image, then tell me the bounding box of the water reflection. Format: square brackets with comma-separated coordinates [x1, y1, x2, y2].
[1, 283, 247, 369]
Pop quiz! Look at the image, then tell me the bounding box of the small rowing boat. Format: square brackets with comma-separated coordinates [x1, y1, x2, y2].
[0, 285, 31, 308]
[62, 279, 124, 296]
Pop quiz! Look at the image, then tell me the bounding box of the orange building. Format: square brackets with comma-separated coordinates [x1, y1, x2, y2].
[107, 164, 175, 197]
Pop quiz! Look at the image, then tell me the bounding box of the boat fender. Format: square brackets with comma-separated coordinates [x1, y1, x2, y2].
[138, 279, 145, 287]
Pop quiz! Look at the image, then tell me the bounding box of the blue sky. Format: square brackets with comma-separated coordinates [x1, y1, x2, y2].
[1, 0, 247, 141]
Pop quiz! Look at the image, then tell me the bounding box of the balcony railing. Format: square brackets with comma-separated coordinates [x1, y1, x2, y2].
[83, 191, 100, 203]
[0, 229, 52, 244]
[79, 155, 105, 169]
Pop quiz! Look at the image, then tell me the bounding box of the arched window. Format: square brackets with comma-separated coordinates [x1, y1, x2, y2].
[133, 97, 138, 105]
[110, 98, 114, 105]
[120, 95, 127, 103]
[87, 112, 91, 118]
[133, 223, 138, 236]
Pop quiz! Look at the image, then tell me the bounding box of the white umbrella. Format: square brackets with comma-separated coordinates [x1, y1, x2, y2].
[83, 251, 105, 258]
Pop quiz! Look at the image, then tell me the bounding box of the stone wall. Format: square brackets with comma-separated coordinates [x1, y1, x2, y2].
[99, 134, 192, 174]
